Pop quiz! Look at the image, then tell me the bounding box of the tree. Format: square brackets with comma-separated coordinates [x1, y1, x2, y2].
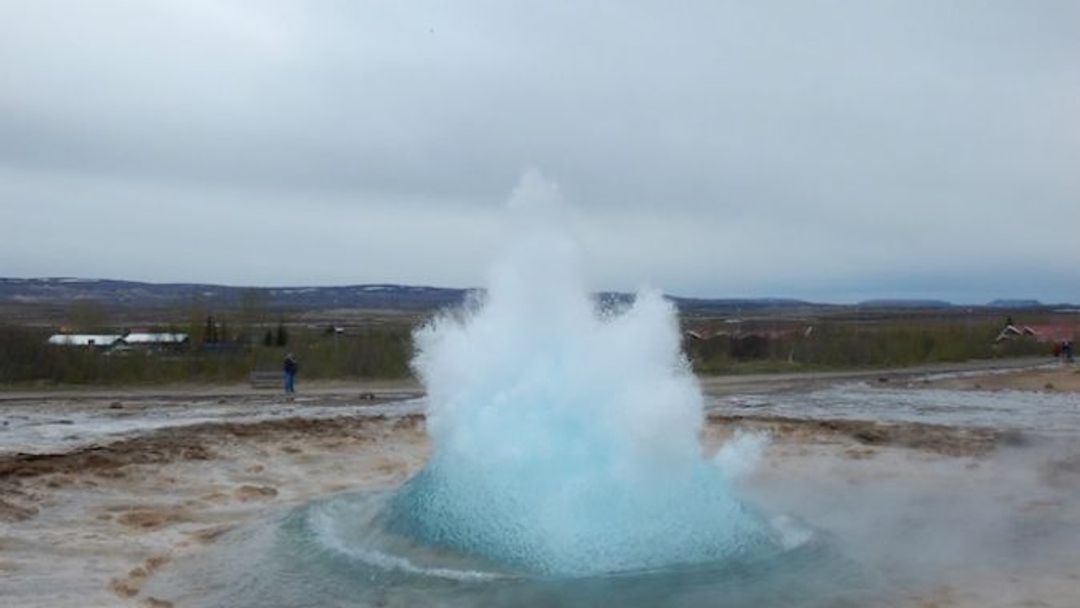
[275, 322, 288, 347]
[264, 329, 274, 347]
[204, 316, 217, 344]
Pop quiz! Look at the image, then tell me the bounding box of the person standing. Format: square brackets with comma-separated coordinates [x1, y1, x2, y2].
[284, 353, 298, 393]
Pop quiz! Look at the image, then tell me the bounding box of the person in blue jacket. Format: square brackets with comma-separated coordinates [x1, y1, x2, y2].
[284, 353, 298, 393]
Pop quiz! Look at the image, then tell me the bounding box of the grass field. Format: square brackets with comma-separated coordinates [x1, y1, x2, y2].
[0, 304, 1071, 386]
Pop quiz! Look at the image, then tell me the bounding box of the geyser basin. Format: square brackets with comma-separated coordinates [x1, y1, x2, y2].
[147, 491, 873, 608]
[147, 173, 875, 607]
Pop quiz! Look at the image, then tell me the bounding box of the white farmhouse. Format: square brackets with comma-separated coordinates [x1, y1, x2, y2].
[46, 332, 189, 352]
[123, 332, 189, 347]
[46, 334, 124, 349]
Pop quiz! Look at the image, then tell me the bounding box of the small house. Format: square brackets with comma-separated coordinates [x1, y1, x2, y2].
[46, 334, 124, 350]
[123, 332, 190, 352]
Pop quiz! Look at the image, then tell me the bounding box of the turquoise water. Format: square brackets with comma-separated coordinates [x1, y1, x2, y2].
[150, 491, 881, 608]
[387, 460, 780, 576]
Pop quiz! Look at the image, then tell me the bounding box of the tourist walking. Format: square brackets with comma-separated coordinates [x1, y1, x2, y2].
[284, 353, 298, 393]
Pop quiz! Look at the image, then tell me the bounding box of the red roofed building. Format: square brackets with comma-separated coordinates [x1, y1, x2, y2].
[1022, 324, 1079, 343]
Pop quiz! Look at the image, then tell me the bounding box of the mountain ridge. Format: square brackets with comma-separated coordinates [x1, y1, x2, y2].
[0, 278, 1072, 312]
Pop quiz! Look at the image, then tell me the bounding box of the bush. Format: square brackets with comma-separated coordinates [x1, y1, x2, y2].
[685, 319, 1050, 373]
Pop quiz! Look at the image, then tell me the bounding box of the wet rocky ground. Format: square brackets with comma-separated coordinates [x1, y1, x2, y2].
[2, 362, 1078, 607]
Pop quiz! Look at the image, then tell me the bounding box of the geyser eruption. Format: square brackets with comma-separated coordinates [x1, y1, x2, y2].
[389, 172, 779, 576]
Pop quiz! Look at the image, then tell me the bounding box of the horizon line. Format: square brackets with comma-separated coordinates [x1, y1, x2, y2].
[2, 276, 1077, 309]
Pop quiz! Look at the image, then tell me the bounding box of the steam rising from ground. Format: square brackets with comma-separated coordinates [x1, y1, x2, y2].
[388, 172, 778, 575]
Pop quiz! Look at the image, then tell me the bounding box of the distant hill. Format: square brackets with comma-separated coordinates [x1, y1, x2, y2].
[0, 278, 821, 315]
[857, 299, 953, 309]
[0, 278, 469, 312]
[0, 278, 1068, 315]
[671, 296, 815, 313]
[986, 299, 1044, 309]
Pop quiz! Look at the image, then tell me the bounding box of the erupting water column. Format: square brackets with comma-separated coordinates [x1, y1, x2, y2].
[388, 172, 779, 576]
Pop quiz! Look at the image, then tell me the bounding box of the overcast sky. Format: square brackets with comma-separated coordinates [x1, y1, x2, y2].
[2, 1, 1078, 303]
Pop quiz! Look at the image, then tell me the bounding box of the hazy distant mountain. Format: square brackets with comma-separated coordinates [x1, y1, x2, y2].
[0, 278, 469, 312]
[1, 278, 1065, 314]
[0, 278, 820, 314]
[856, 299, 953, 308]
[986, 299, 1044, 309]
[670, 296, 814, 312]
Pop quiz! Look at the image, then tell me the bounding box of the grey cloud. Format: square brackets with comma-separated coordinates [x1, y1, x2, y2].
[1, 1, 1078, 301]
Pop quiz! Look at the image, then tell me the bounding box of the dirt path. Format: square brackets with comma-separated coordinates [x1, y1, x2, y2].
[0, 378, 423, 403]
[0, 356, 1051, 403]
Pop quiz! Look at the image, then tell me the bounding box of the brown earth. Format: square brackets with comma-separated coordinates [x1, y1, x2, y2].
[707, 413, 1007, 457]
[0, 406, 430, 607]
